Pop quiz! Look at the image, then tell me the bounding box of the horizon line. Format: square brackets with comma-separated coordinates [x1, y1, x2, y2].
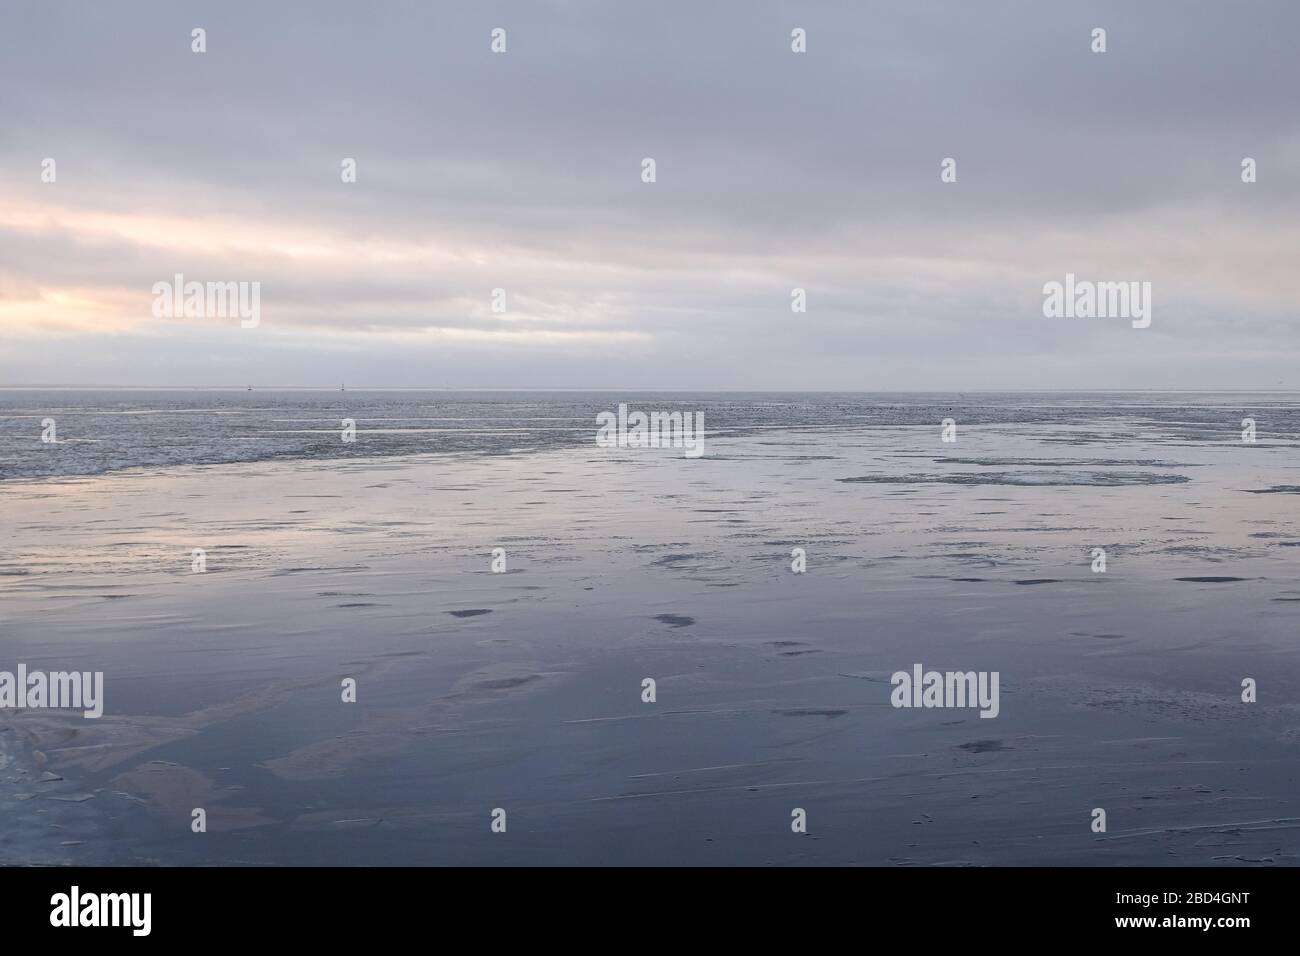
[3, 385, 1300, 394]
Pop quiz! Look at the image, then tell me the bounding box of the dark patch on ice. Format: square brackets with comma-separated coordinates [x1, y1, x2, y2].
[651, 553, 706, 567]
[448, 608, 493, 618]
[1014, 579, 1060, 585]
[474, 675, 541, 691]
[1217, 856, 1275, 864]
[1160, 545, 1248, 559]
[935, 456, 1192, 469]
[1174, 576, 1248, 583]
[838, 471, 1189, 488]
[654, 614, 695, 628]
[1245, 486, 1300, 494]
[958, 740, 1009, 753]
[774, 708, 847, 719]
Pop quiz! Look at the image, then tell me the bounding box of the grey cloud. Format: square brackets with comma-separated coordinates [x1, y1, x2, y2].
[1, 0, 1298, 387]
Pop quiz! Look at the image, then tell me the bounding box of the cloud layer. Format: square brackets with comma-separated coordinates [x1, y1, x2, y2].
[2, 0, 1299, 388]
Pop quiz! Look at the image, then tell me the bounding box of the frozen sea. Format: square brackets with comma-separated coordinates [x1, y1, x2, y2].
[2, 390, 1298, 865]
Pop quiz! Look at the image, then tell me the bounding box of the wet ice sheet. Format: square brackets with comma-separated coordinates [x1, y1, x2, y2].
[1, 403, 1299, 865]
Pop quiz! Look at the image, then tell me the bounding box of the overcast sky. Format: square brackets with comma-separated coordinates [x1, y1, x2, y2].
[2, 0, 1298, 389]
